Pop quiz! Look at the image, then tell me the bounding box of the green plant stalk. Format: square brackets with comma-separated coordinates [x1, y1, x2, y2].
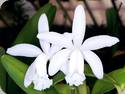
[0, 62, 6, 90]
[0, 47, 6, 90]
[77, 82, 88, 94]
[70, 83, 88, 94]
[70, 86, 76, 94]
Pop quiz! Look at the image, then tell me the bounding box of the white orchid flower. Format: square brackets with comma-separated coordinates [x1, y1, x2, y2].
[7, 14, 60, 90]
[37, 5, 119, 86]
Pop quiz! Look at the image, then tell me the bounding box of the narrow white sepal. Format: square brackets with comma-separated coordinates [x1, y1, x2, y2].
[7, 44, 42, 57]
[38, 14, 50, 54]
[38, 14, 49, 33]
[82, 35, 119, 50]
[83, 50, 103, 79]
[72, 5, 86, 47]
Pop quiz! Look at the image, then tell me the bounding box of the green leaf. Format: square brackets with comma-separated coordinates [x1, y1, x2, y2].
[1, 55, 48, 94]
[92, 76, 114, 94]
[84, 64, 94, 77]
[108, 68, 125, 93]
[92, 68, 125, 94]
[0, 47, 6, 90]
[14, 3, 56, 44]
[0, 64, 6, 90]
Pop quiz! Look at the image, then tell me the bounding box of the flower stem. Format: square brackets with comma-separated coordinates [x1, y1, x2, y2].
[70, 82, 88, 94]
[70, 86, 77, 94]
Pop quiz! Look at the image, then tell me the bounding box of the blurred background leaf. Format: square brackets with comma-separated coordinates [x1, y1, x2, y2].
[106, 8, 119, 54]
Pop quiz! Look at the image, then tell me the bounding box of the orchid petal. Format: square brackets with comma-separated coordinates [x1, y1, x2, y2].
[34, 53, 48, 77]
[24, 53, 51, 90]
[7, 44, 42, 57]
[72, 5, 86, 46]
[49, 44, 62, 57]
[48, 32, 73, 56]
[33, 78, 44, 91]
[63, 32, 73, 41]
[60, 61, 68, 75]
[37, 32, 73, 48]
[83, 51, 103, 79]
[49, 49, 71, 76]
[69, 49, 84, 74]
[24, 62, 36, 87]
[81, 35, 119, 50]
[39, 41, 50, 55]
[38, 14, 50, 54]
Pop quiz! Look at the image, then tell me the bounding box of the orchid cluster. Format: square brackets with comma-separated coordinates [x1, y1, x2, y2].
[7, 5, 119, 91]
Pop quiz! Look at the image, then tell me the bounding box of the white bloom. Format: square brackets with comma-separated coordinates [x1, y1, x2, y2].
[7, 14, 60, 90]
[0, 0, 7, 8]
[37, 5, 119, 86]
